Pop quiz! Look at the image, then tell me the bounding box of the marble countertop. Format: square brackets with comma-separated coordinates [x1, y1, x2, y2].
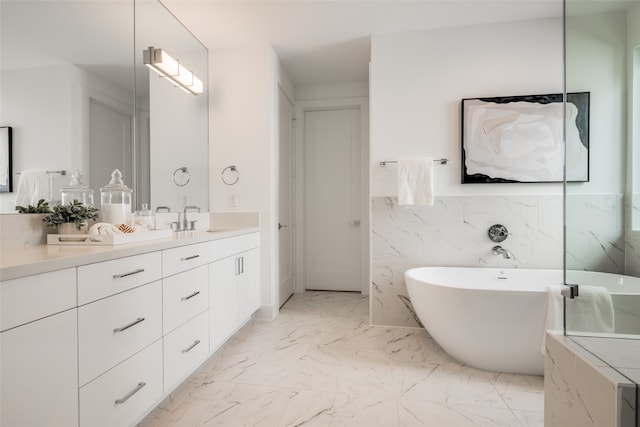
[570, 335, 640, 385]
[0, 227, 259, 281]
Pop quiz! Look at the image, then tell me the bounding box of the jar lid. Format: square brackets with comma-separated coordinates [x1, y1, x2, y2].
[100, 169, 132, 193]
[61, 170, 92, 191]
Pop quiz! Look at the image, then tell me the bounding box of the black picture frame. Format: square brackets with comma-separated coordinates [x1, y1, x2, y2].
[0, 126, 13, 193]
[461, 92, 590, 183]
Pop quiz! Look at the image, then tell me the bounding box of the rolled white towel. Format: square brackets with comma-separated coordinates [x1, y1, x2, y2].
[88, 223, 124, 236]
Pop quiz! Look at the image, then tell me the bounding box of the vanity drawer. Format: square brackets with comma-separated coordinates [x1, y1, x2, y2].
[78, 252, 161, 305]
[79, 339, 163, 427]
[163, 265, 209, 334]
[163, 311, 210, 393]
[209, 232, 260, 261]
[78, 281, 162, 386]
[162, 242, 211, 277]
[1, 268, 76, 331]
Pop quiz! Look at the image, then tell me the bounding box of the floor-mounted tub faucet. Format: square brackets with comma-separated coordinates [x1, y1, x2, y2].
[492, 245, 512, 259]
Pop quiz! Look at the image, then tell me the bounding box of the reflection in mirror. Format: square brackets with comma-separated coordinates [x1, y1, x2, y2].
[135, 0, 208, 213]
[0, 0, 134, 213]
[0, 0, 208, 214]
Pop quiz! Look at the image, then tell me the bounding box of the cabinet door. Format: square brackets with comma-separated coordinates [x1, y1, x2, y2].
[163, 311, 209, 392]
[163, 265, 209, 334]
[1, 309, 79, 427]
[1, 268, 76, 332]
[79, 340, 163, 427]
[77, 252, 162, 305]
[238, 248, 260, 323]
[78, 281, 162, 386]
[209, 255, 238, 352]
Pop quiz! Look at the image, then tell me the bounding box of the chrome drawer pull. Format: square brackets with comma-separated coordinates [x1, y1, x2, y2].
[180, 254, 200, 261]
[181, 291, 200, 301]
[113, 317, 145, 333]
[115, 382, 146, 404]
[113, 268, 145, 279]
[182, 340, 201, 353]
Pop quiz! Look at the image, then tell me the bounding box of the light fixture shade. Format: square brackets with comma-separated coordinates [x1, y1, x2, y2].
[143, 47, 203, 95]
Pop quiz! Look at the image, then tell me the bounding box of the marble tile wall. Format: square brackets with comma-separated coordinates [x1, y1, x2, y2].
[371, 194, 630, 327]
[371, 195, 565, 327]
[625, 194, 640, 277]
[544, 332, 637, 427]
[0, 213, 48, 248]
[565, 194, 626, 274]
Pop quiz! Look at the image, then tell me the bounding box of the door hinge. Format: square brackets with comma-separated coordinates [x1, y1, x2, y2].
[561, 283, 579, 299]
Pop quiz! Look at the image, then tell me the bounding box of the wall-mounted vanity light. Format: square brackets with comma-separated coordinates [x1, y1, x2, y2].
[143, 46, 203, 95]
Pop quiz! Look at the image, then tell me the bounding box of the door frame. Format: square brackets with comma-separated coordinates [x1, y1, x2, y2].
[277, 85, 295, 307]
[294, 97, 370, 295]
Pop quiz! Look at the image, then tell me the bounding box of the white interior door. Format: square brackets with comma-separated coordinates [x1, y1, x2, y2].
[89, 99, 132, 206]
[304, 108, 361, 292]
[278, 87, 294, 307]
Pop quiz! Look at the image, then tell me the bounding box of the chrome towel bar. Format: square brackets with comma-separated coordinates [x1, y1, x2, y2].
[378, 159, 448, 167]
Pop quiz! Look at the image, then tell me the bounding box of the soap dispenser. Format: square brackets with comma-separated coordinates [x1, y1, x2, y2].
[100, 169, 133, 226]
[60, 170, 94, 206]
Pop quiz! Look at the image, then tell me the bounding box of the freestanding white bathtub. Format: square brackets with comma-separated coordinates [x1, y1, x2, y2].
[405, 267, 562, 376]
[406, 267, 640, 376]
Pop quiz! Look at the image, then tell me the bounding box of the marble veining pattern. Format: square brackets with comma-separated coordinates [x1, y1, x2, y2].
[372, 194, 630, 328]
[544, 333, 637, 427]
[139, 291, 544, 426]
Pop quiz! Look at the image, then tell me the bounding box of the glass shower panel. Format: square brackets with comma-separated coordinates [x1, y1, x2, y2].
[564, 0, 640, 386]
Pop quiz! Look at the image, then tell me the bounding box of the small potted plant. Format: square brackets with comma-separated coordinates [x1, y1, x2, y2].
[42, 200, 99, 234]
[15, 199, 52, 214]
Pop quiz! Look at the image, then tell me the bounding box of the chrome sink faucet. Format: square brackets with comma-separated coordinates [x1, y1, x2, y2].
[492, 245, 512, 259]
[183, 205, 201, 230]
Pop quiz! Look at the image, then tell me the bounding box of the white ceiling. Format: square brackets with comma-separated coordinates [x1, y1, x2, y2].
[162, 0, 565, 86]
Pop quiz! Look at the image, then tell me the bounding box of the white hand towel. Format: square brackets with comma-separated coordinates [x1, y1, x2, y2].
[541, 285, 563, 355]
[398, 157, 433, 207]
[566, 285, 615, 334]
[14, 169, 52, 207]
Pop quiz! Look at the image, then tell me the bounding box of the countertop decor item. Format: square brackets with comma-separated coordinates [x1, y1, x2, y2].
[42, 200, 99, 232]
[15, 198, 51, 213]
[60, 170, 94, 206]
[100, 169, 133, 227]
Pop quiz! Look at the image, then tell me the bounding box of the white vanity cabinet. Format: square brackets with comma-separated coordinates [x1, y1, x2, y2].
[79, 340, 163, 427]
[78, 281, 163, 386]
[77, 254, 164, 426]
[1, 269, 79, 427]
[209, 232, 260, 352]
[161, 259, 210, 392]
[0, 228, 261, 427]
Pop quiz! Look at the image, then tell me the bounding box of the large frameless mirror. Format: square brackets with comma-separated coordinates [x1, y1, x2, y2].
[0, 0, 208, 214]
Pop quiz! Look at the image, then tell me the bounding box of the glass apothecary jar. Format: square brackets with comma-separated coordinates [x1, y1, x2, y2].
[99, 169, 133, 226]
[134, 203, 156, 230]
[60, 170, 94, 206]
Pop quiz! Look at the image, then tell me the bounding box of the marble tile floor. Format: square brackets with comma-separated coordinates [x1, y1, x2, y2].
[139, 291, 544, 427]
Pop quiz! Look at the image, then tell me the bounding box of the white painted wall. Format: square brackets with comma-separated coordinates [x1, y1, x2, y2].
[295, 82, 368, 101]
[566, 11, 626, 195]
[369, 18, 567, 326]
[370, 18, 564, 198]
[209, 46, 294, 318]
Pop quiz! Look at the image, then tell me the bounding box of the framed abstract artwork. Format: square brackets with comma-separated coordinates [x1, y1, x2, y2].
[0, 126, 12, 193]
[461, 92, 589, 183]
